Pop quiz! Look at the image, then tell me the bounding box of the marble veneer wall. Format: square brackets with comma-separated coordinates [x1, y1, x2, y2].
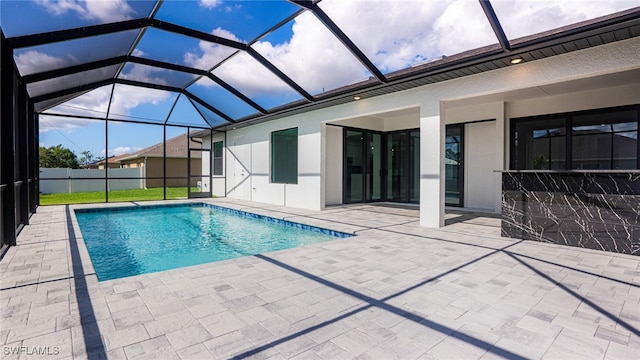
[501, 171, 640, 255]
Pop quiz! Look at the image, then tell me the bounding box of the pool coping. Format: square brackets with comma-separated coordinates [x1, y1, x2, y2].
[74, 202, 355, 239]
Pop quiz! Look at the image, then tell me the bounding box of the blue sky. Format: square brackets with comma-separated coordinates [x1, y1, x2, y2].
[2, 0, 637, 159]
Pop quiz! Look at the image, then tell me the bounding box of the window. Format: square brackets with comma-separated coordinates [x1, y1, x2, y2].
[271, 128, 298, 184]
[213, 141, 223, 176]
[572, 110, 637, 169]
[511, 106, 639, 170]
[512, 117, 567, 170]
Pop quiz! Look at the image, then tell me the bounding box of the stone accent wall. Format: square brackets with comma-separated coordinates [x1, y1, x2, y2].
[501, 171, 640, 255]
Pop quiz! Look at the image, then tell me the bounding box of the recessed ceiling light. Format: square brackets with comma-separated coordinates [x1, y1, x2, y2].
[354, 96, 361, 100]
[510, 57, 524, 64]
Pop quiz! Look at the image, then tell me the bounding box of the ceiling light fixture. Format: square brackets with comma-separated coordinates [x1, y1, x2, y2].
[354, 96, 361, 100]
[510, 57, 524, 64]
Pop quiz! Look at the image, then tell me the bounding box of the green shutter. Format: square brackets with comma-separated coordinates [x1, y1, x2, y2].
[213, 141, 223, 175]
[271, 128, 298, 184]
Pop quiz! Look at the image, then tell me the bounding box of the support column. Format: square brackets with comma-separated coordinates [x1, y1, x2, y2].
[494, 102, 506, 213]
[17, 81, 29, 226]
[1, 31, 17, 246]
[419, 113, 445, 228]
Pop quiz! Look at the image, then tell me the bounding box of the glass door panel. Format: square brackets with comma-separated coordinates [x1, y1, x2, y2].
[366, 133, 382, 201]
[387, 132, 407, 202]
[445, 125, 463, 206]
[345, 130, 364, 203]
[409, 130, 420, 203]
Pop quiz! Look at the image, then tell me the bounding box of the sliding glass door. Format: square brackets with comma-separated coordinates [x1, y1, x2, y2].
[385, 130, 421, 203]
[345, 128, 420, 204]
[366, 133, 382, 201]
[386, 132, 407, 202]
[343, 125, 464, 206]
[445, 125, 464, 206]
[345, 130, 365, 203]
[345, 130, 383, 203]
[409, 130, 420, 203]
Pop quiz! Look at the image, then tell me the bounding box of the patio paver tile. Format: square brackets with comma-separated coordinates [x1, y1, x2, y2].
[1, 198, 639, 360]
[123, 335, 180, 360]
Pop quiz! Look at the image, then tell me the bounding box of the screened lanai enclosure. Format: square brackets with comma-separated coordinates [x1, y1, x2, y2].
[2, 0, 640, 252]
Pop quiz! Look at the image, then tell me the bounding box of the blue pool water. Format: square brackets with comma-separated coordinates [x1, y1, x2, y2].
[75, 203, 352, 281]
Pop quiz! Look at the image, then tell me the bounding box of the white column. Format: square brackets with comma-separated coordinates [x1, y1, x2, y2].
[420, 114, 445, 227]
[320, 122, 326, 210]
[494, 102, 506, 213]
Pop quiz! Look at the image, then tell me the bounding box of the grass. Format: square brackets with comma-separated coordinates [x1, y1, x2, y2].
[39, 187, 203, 205]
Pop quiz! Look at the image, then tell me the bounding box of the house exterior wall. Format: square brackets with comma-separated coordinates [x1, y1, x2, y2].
[464, 121, 499, 211]
[121, 161, 142, 169]
[97, 163, 120, 169]
[202, 37, 640, 225]
[443, 81, 640, 212]
[143, 157, 201, 188]
[223, 118, 322, 209]
[325, 125, 343, 205]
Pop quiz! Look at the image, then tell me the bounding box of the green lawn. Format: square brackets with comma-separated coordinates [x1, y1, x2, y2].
[39, 187, 204, 205]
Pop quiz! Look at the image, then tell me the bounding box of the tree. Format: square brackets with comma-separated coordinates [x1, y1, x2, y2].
[79, 150, 95, 165]
[39, 145, 81, 169]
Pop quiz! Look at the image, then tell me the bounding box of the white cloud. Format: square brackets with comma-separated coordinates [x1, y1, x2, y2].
[186, 1, 497, 95]
[14, 50, 67, 75]
[100, 146, 141, 157]
[224, 4, 242, 13]
[183, 28, 240, 71]
[35, 0, 134, 23]
[39, 85, 111, 133]
[248, 11, 371, 94]
[46, 85, 112, 118]
[199, 0, 222, 9]
[120, 64, 169, 86]
[186, 0, 636, 97]
[39, 114, 95, 133]
[213, 51, 293, 96]
[434, 0, 499, 55]
[319, 0, 497, 73]
[131, 48, 146, 57]
[108, 85, 171, 120]
[35, 0, 85, 16]
[42, 83, 170, 128]
[188, 12, 372, 95]
[491, 0, 639, 39]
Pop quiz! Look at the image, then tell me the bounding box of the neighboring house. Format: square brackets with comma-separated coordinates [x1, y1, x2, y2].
[118, 133, 202, 188]
[82, 154, 131, 170]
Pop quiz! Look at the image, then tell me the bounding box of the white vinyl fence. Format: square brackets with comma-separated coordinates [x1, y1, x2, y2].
[39, 168, 143, 194]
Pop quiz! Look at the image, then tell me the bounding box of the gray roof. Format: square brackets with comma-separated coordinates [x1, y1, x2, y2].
[119, 133, 201, 161]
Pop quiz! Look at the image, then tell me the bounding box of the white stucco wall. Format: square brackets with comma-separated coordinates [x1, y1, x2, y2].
[443, 102, 506, 212]
[464, 121, 498, 212]
[325, 125, 343, 205]
[223, 117, 323, 209]
[210, 37, 640, 219]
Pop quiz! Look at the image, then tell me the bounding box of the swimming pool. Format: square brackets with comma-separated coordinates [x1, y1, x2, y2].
[75, 203, 352, 281]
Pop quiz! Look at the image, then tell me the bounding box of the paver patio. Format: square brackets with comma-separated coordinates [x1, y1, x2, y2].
[1, 198, 638, 359]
